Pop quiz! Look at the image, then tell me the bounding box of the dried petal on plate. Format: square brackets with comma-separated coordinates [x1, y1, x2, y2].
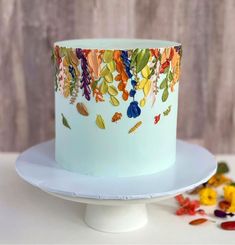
[96, 114, 105, 129]
[128, 121, 142, 134]
[76, 102, 89, 116]
[189, 218, 208, 226]
[214, 209, 227, 218]
[111, 112, 122, 122]
[219, 200, 231, 211]
[220, 221, 235, 230]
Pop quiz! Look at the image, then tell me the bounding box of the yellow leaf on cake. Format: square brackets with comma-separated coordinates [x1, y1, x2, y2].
[140, 98, 146, 107]
[103, 50, 114, 63]
[104, 72, 113, 83]
[138, 78, 147, 89]
[141, 65, 150, 78]
[143, 80, 151, 96]
[110, 96, 120, 106]
[96, 115, 105, 129]
[107, 60, 116, 73]
[100, 66, 109, 77]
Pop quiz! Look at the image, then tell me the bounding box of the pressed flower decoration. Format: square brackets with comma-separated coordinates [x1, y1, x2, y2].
[52, 45, 182, 131]
[175, 161, 235, 230]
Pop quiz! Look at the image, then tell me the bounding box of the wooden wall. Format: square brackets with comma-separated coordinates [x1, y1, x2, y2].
[0, 0, 235, 153]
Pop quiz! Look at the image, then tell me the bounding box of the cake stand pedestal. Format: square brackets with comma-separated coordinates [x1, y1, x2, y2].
[15, 140, 217, 233]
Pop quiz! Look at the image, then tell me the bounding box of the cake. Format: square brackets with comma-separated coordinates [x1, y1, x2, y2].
[52, 39, 182, 177]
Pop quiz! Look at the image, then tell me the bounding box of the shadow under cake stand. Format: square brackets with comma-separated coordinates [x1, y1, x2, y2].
[15, 140, 217, 233]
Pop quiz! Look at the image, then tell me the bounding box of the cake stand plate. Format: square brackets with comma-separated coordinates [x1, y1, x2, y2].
[15, 140, 217, 233]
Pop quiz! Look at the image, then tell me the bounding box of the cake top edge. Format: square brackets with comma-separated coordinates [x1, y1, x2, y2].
[54, 39, 181, 50]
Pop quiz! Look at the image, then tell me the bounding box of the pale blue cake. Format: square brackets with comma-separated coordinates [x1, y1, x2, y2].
[52, 39, 182, 177]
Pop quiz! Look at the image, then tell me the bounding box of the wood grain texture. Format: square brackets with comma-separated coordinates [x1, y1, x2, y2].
[0, 0, 235, 153]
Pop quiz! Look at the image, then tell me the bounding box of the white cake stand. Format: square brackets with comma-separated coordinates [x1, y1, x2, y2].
[15, 140, 217, 233]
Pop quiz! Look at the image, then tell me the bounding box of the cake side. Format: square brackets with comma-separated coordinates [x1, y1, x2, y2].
[52, 40, 182, 177]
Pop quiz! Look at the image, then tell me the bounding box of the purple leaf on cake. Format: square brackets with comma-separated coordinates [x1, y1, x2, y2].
[76, 48, 91, 101]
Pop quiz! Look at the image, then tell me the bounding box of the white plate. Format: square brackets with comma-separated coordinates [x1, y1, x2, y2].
[15, 139, 217, 203]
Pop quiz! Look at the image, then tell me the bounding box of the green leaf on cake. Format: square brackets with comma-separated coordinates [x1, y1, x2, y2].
[168, 71, 173, 81]
[136, 49, 150, 73]
[163, 105, 172, 116]
[130, 48, 139, 67]
[96, 115, 106, 129]
[162, 88, 169, 102]
[160, 78, 167, 89]
[61, 113, 71, 129]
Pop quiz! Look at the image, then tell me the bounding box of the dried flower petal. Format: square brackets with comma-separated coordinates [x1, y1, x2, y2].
[199, 187, 217, 205]
[220, 221, 235, 230]
[219, 200, 231, 211]
[214, 209, 227, 218]
[189, 218, 208, 225]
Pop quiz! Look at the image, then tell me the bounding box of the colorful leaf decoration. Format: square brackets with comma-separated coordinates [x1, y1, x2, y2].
[96, 115, 105, 129]
[110, 96, 120, 106]
[162, 88, 169, 102]
[143, 80, 151, 96]
[163, 105, 172, 116]
[128, 121, 142, 134]
[87, 50, 101, 80]
[141, 65, 151, 78]
[160, 78, 167, 89]
[136, 49, 150, 73]
[103, 50, 114, 63]
[108, 85, 118, 96]
[61, 113, 71, 129]
[140, 98, 146, 107]
[154, 114, 161, 124]
[130, 48, 139, 67]
[100, 81, 108, 94]
[100, 66, 109, 77]
[107, 60, 116, 72]
[76, 102, 89, 116]
[104, 72, 113, 83]
[138, 79, 147, 89]
[112, 112, 122, 122]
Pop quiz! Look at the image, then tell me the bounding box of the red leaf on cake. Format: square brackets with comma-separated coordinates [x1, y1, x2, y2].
[154, 114, 161, 124]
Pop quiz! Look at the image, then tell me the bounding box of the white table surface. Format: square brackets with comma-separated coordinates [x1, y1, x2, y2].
[0, 153, 234, 244]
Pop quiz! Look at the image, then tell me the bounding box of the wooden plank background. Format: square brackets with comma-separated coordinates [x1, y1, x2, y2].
[0, 0, 235, 153]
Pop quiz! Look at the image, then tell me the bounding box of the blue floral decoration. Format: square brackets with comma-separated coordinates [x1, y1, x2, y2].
[127, 101, 141, 118]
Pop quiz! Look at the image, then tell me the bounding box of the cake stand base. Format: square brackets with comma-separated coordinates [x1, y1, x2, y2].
[85, 204, 147, 232]
[15, 139, 217, 233]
